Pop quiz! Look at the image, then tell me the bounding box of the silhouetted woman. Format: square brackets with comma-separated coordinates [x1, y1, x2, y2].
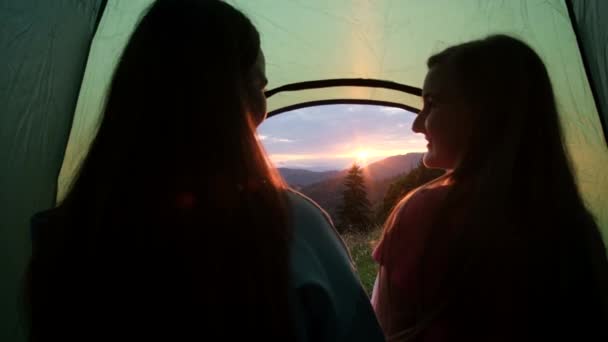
[25, 1, 383, 341]
[372, 35, 608, 341]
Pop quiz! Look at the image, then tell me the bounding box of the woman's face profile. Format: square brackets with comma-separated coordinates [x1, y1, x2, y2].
[413, 65, 473, 170]
[248, 50, 268, 127]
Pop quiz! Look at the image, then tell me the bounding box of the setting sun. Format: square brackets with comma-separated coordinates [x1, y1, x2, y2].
[356, 150, 370, 164]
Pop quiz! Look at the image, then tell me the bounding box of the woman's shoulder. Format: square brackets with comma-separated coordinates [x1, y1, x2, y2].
[285, 189, 353, 272]
[30, 207, 65, 246]
[410, 182, 450, 204]
[395, 181, 452, 224]
[285, 189, 384, 341]
[285, 190, 338, 231]
[373, 180, 452, 263]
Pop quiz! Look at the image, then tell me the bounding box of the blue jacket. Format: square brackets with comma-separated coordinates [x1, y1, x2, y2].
[287, 190, 385, 341]
[29, 191, 385, 341]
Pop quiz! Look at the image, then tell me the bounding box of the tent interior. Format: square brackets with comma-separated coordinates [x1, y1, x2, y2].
[1, 0, 607, 340]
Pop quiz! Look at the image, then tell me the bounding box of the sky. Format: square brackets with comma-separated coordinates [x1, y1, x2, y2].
[257, 104, 427, 171]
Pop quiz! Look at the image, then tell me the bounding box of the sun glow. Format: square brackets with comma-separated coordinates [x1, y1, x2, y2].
[355, 150, 370, 164]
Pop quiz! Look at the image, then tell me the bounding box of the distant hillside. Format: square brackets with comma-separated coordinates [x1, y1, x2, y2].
[300, 153, 424, 219]
[278, 168, 339, 189]
[363, 153, 422, 180]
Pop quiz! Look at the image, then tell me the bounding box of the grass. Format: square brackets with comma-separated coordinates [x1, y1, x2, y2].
[341, 226, 384, 295]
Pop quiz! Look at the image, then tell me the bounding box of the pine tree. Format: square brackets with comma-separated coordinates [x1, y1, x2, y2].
[338, 163, 374, 233]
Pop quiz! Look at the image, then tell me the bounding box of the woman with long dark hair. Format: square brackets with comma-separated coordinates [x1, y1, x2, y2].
[372, 35, 608, 341]
[26, 1, 383, 341]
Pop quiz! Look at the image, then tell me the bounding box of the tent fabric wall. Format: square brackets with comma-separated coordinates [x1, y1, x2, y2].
[1, 0, 607, 340]
[0, 1, 105, 341]
[57, 0, 155, 200]
[237, 0, 608, 241]
[58, 0, 608, 238]
[569, 0, 608, 141]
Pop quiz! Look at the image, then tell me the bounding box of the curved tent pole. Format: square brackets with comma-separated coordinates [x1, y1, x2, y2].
[265, 78, 422, 98]
[265, 78, 422, 118]
[267, 99, 420, 118]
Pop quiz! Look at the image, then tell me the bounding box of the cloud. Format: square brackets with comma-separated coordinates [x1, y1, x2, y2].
[346, 105, 365, 113]
[259, 135, 295, 143]
[257, 104, 426, 169]
[273, 138, 294, 143]
[379, 106, 407, 116]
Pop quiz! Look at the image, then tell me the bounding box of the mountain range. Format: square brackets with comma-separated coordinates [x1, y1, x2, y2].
[277, 168, 340, 188]
[278, 152, 424, 219]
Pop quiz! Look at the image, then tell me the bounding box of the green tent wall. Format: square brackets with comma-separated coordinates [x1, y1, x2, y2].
[1, 1, 106, 341]
[1, 1, 606, 340]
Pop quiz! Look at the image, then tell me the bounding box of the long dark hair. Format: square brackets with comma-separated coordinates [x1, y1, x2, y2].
[26, 1, 293, 340]
[386, 35, 608, 340]
[433, 35, 608, 340]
